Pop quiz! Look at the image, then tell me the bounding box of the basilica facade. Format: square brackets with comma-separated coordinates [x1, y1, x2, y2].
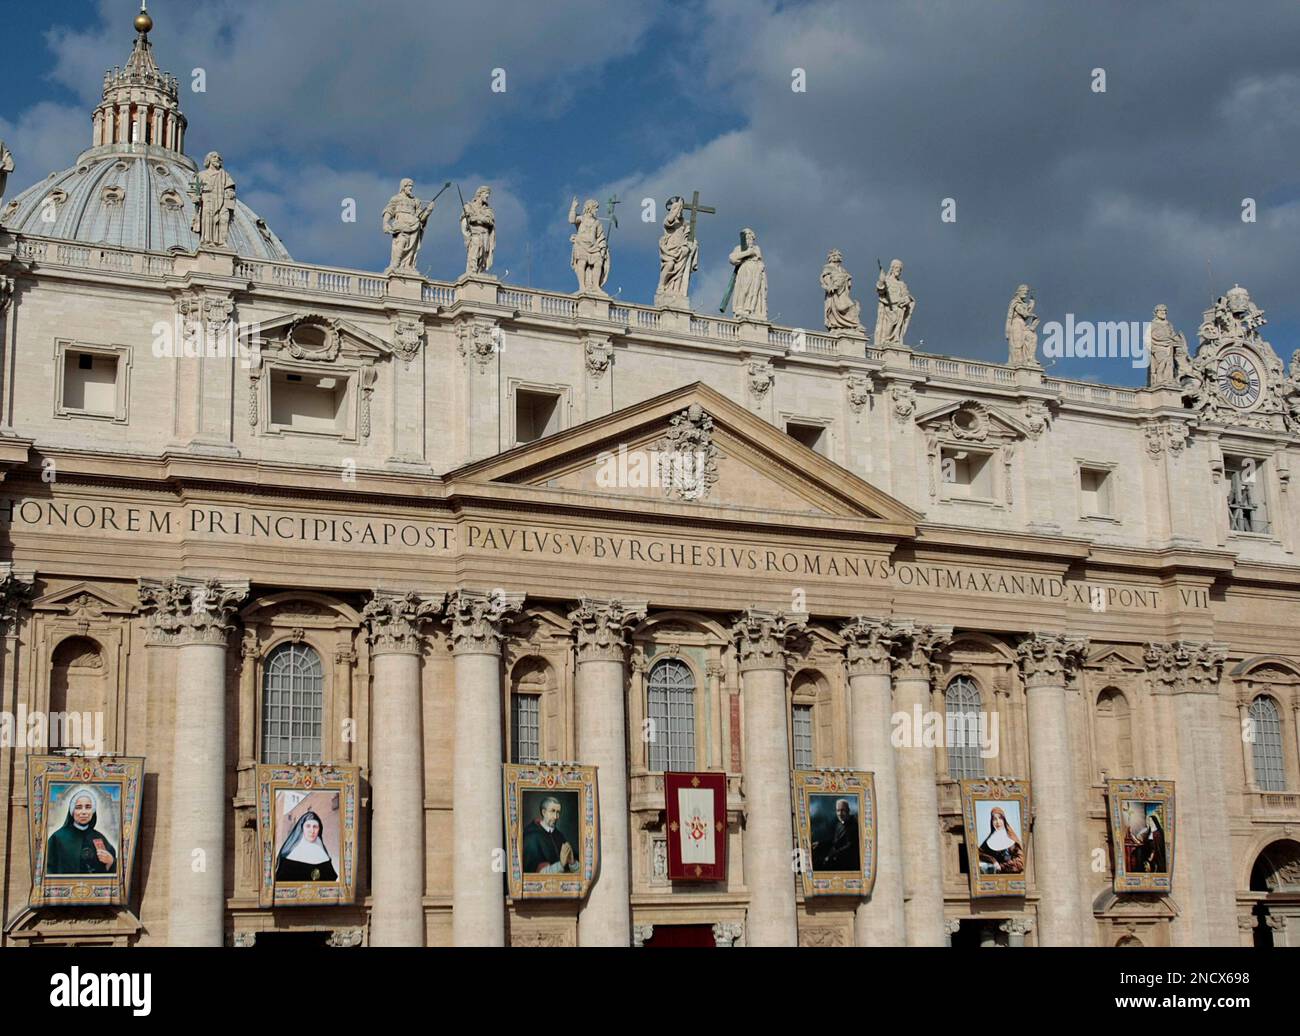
[1, 15, 1299, 949]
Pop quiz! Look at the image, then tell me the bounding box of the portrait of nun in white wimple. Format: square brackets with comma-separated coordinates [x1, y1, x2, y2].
[275, 809, 337, 882]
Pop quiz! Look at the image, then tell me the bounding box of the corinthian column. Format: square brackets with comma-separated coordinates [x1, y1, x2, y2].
[362, 589, 443, 947]
[1145, 641, 1234, 945]
[139, 577, 249, 947]
[448, 589, 524, 946]
[732, 609, 807, 946]
[891, 622, 951, 946]
[841, 617, 905, 946]
[1017, 631, 1087, 947]
[570, 598, 646, 946]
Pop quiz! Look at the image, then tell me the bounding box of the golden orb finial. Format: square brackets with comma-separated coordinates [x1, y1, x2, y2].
[134, 1, 153, 35]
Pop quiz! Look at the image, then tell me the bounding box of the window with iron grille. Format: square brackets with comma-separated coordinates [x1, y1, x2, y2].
[511, 692, 541, 764]
[1226, 456, 1269, 534]
[647, 658, 695, 772]
[1250, 696, 1286, 792]
[261, 642, 324, 764]
[945, 676, 985, 779]
[792, 703, 814, 769]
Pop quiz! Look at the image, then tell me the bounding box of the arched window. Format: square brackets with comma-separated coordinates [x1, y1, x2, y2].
[1095, 688, 1134, 779]
[261, 642, 324, 764]
[510, 658, 552, 765]
[647, 658, 695, 772]
[1250, 696, 1286, 792]
[945, 676, 985, 779]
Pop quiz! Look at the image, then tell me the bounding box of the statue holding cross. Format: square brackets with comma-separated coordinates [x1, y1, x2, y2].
[655, 191, 713, 308]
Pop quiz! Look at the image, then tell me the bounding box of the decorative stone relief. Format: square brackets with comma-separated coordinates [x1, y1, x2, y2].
[583, 333, 613, 380]
[1143, 641, 1226, 693]
[890, 622, 953, 681]
[654, 404, 720, 502]
[137, 577, 250, 646]
[891, 383, 916, 424]
[747, 359, 774, 403]
[1143, 418, 1191, 458]
[632, 924, 655, 947]
[456, 319, 499, 369]
[840, 616, 900, 677]
[568, 598, 647, 663]
[0, 274, 14, 314]
[0, 564, 35, 633]
[327, 927, 364, 947]
[1017, 631, 1088, 687]
[361, 589, 444, 655]
[446, 589, 525, 655]
[286, 315, 343, 362]
[846, 373, 873, 415]
[392, 317, 424, 363]
[731, 609, 808, 672]
[712, 921, 744, 947]
[359, 364, 377, 440]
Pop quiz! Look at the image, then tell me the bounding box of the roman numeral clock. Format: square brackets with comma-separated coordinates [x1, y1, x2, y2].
[1216, 348, 1264, 410]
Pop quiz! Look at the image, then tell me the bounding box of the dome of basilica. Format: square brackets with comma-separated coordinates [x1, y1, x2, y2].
[0, 12, 291, 262]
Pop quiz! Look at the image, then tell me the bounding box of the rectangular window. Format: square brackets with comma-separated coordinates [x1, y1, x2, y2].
[1226, 455, 1269, 534]
[1079, 465, 1114, 518]
[515, 389, 561, 444]
[786, 421, 827, 455]
[511, 693, 541, 764]
[941, 447, 994, 499]
[269, 369, 349, 434]
[61, 350, 120, 416]
[792, 704, 814, 769]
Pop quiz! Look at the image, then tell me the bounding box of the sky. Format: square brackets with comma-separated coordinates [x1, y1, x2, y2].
[2, 0, 1299, 386]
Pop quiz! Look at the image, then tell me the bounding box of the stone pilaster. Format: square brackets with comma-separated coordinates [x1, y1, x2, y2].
[138, 576, 249, 946]
[1000, 916, 1034, 947]
[1145, 640, 1234, 945]
[1017, 631, 1088, 946]
[732, 609, 807, 947]
[890, 621, 952, 946]
[570, 598, 646, 946]
[840, 616, 905, 946]
[448, 588, 524, 946]
[361, 589, 443, 946]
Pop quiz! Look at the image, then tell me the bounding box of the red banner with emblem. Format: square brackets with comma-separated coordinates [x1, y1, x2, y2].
[664, 771, 728, 881]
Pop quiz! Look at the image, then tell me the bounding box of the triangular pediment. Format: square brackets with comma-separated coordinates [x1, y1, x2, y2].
[448, 383, 920, 531]
[30, 582, 136, 617]
[256, 312, 397, 361]
[915, 399, 1030, 442]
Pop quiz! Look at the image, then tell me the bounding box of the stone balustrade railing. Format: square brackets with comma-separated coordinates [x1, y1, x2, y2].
[8, 231, 1153, 411]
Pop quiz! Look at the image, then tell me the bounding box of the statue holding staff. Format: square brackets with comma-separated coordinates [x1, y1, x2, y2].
[874, 258, 914, 344]
[656, 195, 699, 302]
[568, 196, 609, 293]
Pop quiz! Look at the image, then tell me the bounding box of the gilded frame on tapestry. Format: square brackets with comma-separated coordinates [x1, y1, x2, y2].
[960, 777, 1031, 898]
[504, 762, 598, 900]
[793, 769, 876, 898]
[256, 763, 360, 907]
[1106, 778, 1175, 894]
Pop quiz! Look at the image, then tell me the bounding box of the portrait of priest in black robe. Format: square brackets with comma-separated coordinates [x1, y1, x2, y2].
[812, 797, 860, 872]
[45, 786, 117, 875]
[522, 795, 580, 874]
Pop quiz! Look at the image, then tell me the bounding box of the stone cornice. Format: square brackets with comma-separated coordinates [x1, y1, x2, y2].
[137, 576, 249, 647]
[731, 609, 808, 673]
[568, 597, 647, 663]
[1143, 640, 1227, 694]
[1017, 631, 1089, 688]
[361, 589, 444, 655]
[447, 588, 524, 656]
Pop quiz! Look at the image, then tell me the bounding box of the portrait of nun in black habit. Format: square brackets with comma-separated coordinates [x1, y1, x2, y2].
[275, 809, 337, 882]
[45, 785, 117, 875]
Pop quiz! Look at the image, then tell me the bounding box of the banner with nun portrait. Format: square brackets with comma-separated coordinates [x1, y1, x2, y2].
[1106, 778, 1175, 894]
[960, 777, 1031, 898]
[27, 755, 145, 907]
[256, 764, 360, 907]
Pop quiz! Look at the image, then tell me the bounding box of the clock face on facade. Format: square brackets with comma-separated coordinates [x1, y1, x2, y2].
[1216, 349, 1264, 409]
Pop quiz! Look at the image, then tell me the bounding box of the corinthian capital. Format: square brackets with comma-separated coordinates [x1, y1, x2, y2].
[0, 564, 35, 634]
[362, 588, 445, 655]
[890, 621, 953, 681]
[138, 576, 249, 647]
[731, 608, 808, 673]
[569, 597, 646, 663]
[1143, 640, 1226, 694]
[840, 616, 901, 677]
[447, 588, 525, 656]
[1017, 631, 1088, 688]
